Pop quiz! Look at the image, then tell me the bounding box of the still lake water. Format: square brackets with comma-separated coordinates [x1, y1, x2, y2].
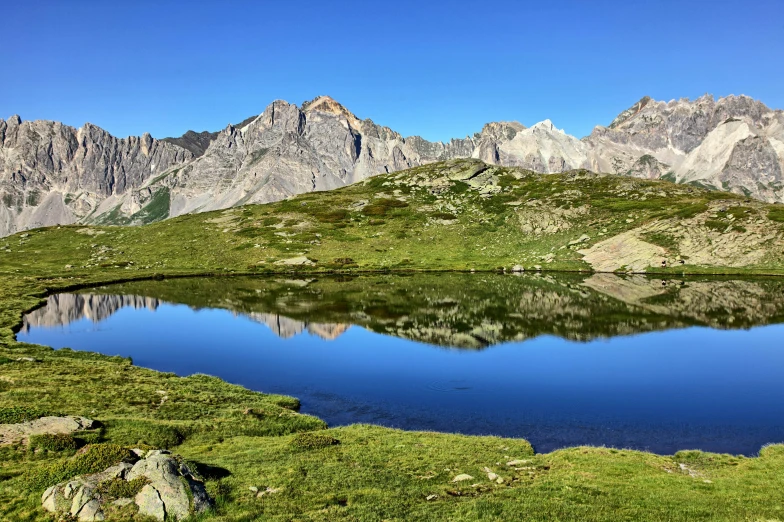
[17, 273, 784, 455]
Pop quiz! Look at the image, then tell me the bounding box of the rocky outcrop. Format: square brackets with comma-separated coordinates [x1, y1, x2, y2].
[41, 449, 211, 521]
[161, 114, 258, 157]
[0, 416, 95, 445]
[586, 95, 784, 201]
[0, 116, 193, 235]
[3, 93, 783, 237]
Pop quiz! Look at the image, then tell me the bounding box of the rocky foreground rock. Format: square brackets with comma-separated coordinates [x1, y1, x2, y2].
[0, 416, 95, 445]
[2, 93, 782, 236]
[42, 449, 211, 521]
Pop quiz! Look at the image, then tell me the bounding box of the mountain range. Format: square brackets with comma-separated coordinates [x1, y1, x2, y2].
[1, 94, 782, 236]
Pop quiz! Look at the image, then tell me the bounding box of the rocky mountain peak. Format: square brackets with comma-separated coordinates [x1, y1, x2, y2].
[479, 121, 526, 141]
[301, 95, 362, 128]
[531, 119, 562, 133]
[608, 96, 652, 129]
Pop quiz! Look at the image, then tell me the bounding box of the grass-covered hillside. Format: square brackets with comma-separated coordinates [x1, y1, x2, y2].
[2, 160, 784, 520]
[2, 159, 784, 279]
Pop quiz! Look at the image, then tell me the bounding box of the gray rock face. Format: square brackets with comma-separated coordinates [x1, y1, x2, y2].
[161, 114, 259, 157]
[586, 95, 784, 200]
[0, 116, 193, 235]
[41, 450, 211, 521]
[720, 135, 783, 196]
[3, 93, 783, 237]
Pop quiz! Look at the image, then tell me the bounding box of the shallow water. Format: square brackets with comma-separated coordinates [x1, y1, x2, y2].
[17, 273, 784, 455]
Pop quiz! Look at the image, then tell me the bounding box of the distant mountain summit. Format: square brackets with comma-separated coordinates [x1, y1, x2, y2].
[1, 94, 782, 236]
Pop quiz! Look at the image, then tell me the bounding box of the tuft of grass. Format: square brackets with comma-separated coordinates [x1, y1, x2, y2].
[29, 434, 78, 452]
[704, 219, 728, 232]
[96, 476, 149, 499]
[431, 211, 458, 220]
[289, 432, 341, 451]
[769, 207, 784, 223]
[361, 198, 409, 216]
[642, 232, 678, 251]
[24, 444, 135, 489]
[0, 407, 61, 424]
[313, 209, 349, 223]
[672, 202, 708, 219]
[101, 419, 185, 449]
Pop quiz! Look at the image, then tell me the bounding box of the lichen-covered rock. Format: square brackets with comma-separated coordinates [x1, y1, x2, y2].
[41, 450, 211, 521]
[135, 484, 165, 520]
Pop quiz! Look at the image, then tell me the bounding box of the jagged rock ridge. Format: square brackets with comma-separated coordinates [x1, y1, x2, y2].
[2, 93, 782, 236]
[0, 116, 193, 236]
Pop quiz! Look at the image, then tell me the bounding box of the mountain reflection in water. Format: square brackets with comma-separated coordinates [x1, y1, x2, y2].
[21, 273, 784, 348]
[17, 273, 784, 455]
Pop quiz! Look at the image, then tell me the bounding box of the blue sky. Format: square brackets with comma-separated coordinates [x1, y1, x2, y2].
[3, 0, 783, 141]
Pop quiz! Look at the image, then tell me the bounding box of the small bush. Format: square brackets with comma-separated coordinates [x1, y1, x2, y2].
[332, 258, 355, 265]
[672, 203, 708, 219]
[102, 419, 185, 449]
[29, 433, 78, 452]
[727, 206, 752, 219]
[361, 205, 387, 216]
[642, 232, 678, 251]
[704, 219, 728, 232]
[271, 397, 301, 411]
[0, 356, 12, 365]
[361, 198, 409, 216]
[0, 407, 61, 424]
[25, 444, 135, 489]
[593, 198, 666, 212]
[431, 212, 457, 220]
[769, 207, 784, 223]
[97, 477, 149, 499]
[315, 209, 349, 223]
[289, 432, 340, 451]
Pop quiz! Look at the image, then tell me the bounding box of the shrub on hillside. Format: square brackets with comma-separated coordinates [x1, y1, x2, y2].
[29, 433, 78, 452]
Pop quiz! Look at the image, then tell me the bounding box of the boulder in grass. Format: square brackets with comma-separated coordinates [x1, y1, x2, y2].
[42, 449, 211, 521]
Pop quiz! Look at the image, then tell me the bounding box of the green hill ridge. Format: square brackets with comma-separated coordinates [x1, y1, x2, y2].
[2, 159, 784, 278]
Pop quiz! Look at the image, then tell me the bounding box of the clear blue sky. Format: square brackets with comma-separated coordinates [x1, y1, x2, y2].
[2, 0, 783, 141]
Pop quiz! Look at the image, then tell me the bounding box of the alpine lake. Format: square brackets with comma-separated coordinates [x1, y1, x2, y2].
[17, 272, 784, 456]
